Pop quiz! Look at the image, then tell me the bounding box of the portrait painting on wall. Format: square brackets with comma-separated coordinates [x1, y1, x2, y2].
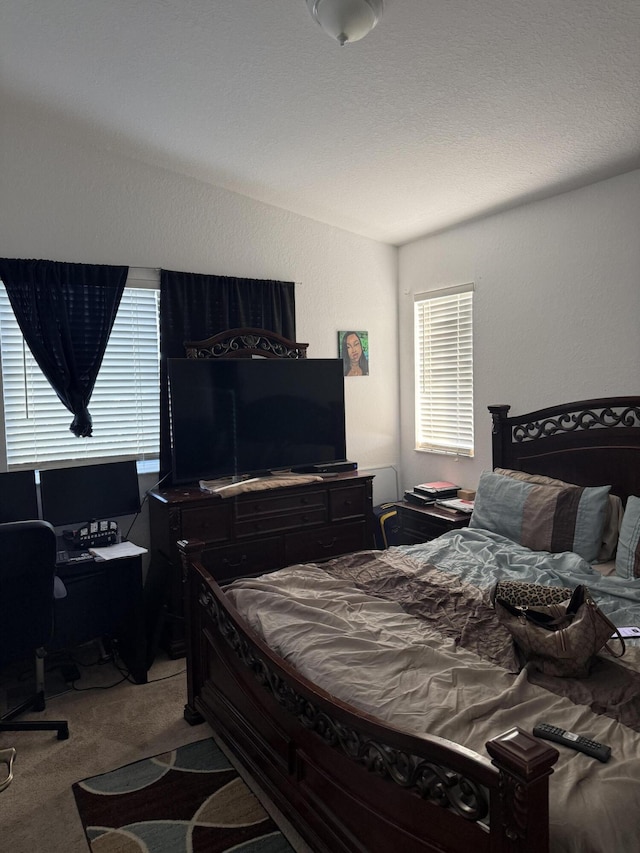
[338, 331, 369, 377]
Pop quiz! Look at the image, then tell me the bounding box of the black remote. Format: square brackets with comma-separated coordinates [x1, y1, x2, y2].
[533, 723, 611, 762]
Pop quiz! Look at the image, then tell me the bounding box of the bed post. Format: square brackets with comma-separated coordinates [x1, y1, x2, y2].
[179, 537, 207, 725]
[488, 404, 511, 469]
[485, 728, 558, 852]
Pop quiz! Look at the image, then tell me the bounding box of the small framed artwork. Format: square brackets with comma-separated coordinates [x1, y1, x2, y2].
[338, 330, 369, 377]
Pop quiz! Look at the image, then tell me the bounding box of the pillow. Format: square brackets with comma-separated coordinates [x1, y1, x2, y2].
[469, 470, 611, 562]
[495, 468, 623, 561]
[615, 496, 640, 579]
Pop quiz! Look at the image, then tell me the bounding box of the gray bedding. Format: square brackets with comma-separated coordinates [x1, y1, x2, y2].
[225, 528, 640, 853]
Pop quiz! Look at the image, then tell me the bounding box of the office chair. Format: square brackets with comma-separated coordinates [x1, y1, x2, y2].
[0, 746, 15, 792]
[0, 520, 69, 773]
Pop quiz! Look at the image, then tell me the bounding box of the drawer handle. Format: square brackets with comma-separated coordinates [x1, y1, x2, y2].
[222, 555, 248, 569]
[318, 537, 337, 550]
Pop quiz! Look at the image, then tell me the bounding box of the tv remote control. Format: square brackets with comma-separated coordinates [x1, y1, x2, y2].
[533, 723, 611, 762]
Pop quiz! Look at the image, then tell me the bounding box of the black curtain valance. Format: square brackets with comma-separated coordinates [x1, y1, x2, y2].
[159, 269, 296, 478]
[0, 258, 128, 437]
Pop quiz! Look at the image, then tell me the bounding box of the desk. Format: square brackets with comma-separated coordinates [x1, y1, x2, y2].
[54, 554, 147, 683]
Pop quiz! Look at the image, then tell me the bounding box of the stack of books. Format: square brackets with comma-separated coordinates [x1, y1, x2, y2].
[434, 497, 475, 514]
[413, 481, 460, 500]
[403, 489, 435, 506]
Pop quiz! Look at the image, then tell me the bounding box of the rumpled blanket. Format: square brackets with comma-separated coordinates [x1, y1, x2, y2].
[225, 528, 640, 853]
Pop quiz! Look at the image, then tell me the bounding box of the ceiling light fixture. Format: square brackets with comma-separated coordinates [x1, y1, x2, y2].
[305, 0, 384, 46]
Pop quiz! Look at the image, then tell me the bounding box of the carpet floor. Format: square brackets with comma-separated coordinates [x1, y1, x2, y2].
[72, 738, 295, 853]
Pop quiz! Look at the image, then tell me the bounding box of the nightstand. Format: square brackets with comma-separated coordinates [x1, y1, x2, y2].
[395, 501, 470, 544]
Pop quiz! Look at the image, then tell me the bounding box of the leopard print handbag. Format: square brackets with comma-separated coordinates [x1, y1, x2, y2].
[489, 579, 573, 608]
[493, 583, 625, 678]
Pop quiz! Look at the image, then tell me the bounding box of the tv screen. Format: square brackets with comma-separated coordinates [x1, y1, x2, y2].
[168, 358, 347, 484]
[40, 460, 141, 527]
[0, 470, 39, 523]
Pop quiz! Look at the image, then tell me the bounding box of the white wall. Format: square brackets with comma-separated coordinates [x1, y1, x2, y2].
[6, 92, 638, 515]
[398, 169, 640, 496]
[0, 94, 401, 516]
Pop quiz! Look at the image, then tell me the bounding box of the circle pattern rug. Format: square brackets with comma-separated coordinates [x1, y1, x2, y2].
[72, 738, 295, 853]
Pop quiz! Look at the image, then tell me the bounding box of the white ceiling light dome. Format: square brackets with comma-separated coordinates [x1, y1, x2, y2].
[305, 0, 384, 46]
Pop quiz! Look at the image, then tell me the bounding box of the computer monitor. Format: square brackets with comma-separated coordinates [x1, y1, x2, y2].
[0, 470, 39, 523]
[40, 460, 141, 528]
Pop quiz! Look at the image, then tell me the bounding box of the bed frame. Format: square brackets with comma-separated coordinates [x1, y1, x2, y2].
[179, 396, 640, 853]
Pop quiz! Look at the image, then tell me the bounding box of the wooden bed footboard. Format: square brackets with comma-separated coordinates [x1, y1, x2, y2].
[179, 539, 558, 853]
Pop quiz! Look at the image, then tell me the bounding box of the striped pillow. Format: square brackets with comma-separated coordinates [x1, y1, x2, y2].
[494, 467, 623, 562]
[615, 496, 640, 578]
[469, 471, 610, 562]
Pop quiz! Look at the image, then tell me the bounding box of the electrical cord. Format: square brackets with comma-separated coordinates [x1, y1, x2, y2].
[1, 637, 186, 715]
[124, 470, 171, 540]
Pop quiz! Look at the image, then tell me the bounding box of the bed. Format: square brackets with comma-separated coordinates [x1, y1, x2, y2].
[179, 396, 640, 853]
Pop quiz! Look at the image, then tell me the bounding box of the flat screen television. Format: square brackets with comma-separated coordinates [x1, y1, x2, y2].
[40, 460, 141, 527]
[168, 358, 347, 485]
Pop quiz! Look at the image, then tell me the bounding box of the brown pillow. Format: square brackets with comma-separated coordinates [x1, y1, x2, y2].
[494, 468, 622, 562]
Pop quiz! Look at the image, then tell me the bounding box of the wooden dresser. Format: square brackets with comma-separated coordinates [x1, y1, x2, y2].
[148, 472, 374, 657]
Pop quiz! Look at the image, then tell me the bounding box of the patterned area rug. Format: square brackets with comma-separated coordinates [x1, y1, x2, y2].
[72, 738, 295, 853]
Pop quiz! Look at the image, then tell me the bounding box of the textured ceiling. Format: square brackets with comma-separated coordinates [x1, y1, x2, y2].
[2, 0, 639, 245]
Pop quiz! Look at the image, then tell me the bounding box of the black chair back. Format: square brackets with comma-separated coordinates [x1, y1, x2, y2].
[0, 520, 56, 666]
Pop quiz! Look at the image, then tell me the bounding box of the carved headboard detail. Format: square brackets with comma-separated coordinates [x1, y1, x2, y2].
[184, 327, 308, 360]
[489, 397, 640, 501]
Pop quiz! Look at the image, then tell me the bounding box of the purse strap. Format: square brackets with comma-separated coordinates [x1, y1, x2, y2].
[604, 630, 626, 659]
[583, 589, 627, 659]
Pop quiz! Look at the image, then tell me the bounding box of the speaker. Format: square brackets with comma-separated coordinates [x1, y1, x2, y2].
[294, 460, 358, 474]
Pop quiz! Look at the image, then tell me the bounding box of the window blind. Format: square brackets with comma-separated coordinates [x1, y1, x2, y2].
[0, 276, 160, 469]
[414, 284, 474, 457]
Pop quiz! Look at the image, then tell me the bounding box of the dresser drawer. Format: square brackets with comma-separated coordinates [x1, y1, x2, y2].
[181, 504, 233, 542]
[236, 508, 326, 538]
[329, 485, 368, 520]
[235, 489, 327, 519]
[285, 521, 367, 564]
[397, 504, 469, 544]
[148, 473, 374, 659]
[201, 536, 284, 582]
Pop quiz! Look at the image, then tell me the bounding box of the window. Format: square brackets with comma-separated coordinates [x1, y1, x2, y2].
[414, 284, 474, 457]
[0, 270, 160, 470]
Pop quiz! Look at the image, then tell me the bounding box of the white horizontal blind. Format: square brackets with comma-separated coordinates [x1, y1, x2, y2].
[414, 284, 474, 457]
[0, 280, 160, 469]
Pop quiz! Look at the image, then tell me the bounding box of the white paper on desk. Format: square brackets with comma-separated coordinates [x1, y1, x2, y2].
[89, 541, 148, 561]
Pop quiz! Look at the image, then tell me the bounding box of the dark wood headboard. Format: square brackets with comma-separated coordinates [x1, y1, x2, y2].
[183, 327, 308, 360]
[489, 397, 640, 501]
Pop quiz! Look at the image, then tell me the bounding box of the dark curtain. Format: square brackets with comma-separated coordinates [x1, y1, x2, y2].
[0, 258, 128, 437]
[159, 269, 296, 478]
